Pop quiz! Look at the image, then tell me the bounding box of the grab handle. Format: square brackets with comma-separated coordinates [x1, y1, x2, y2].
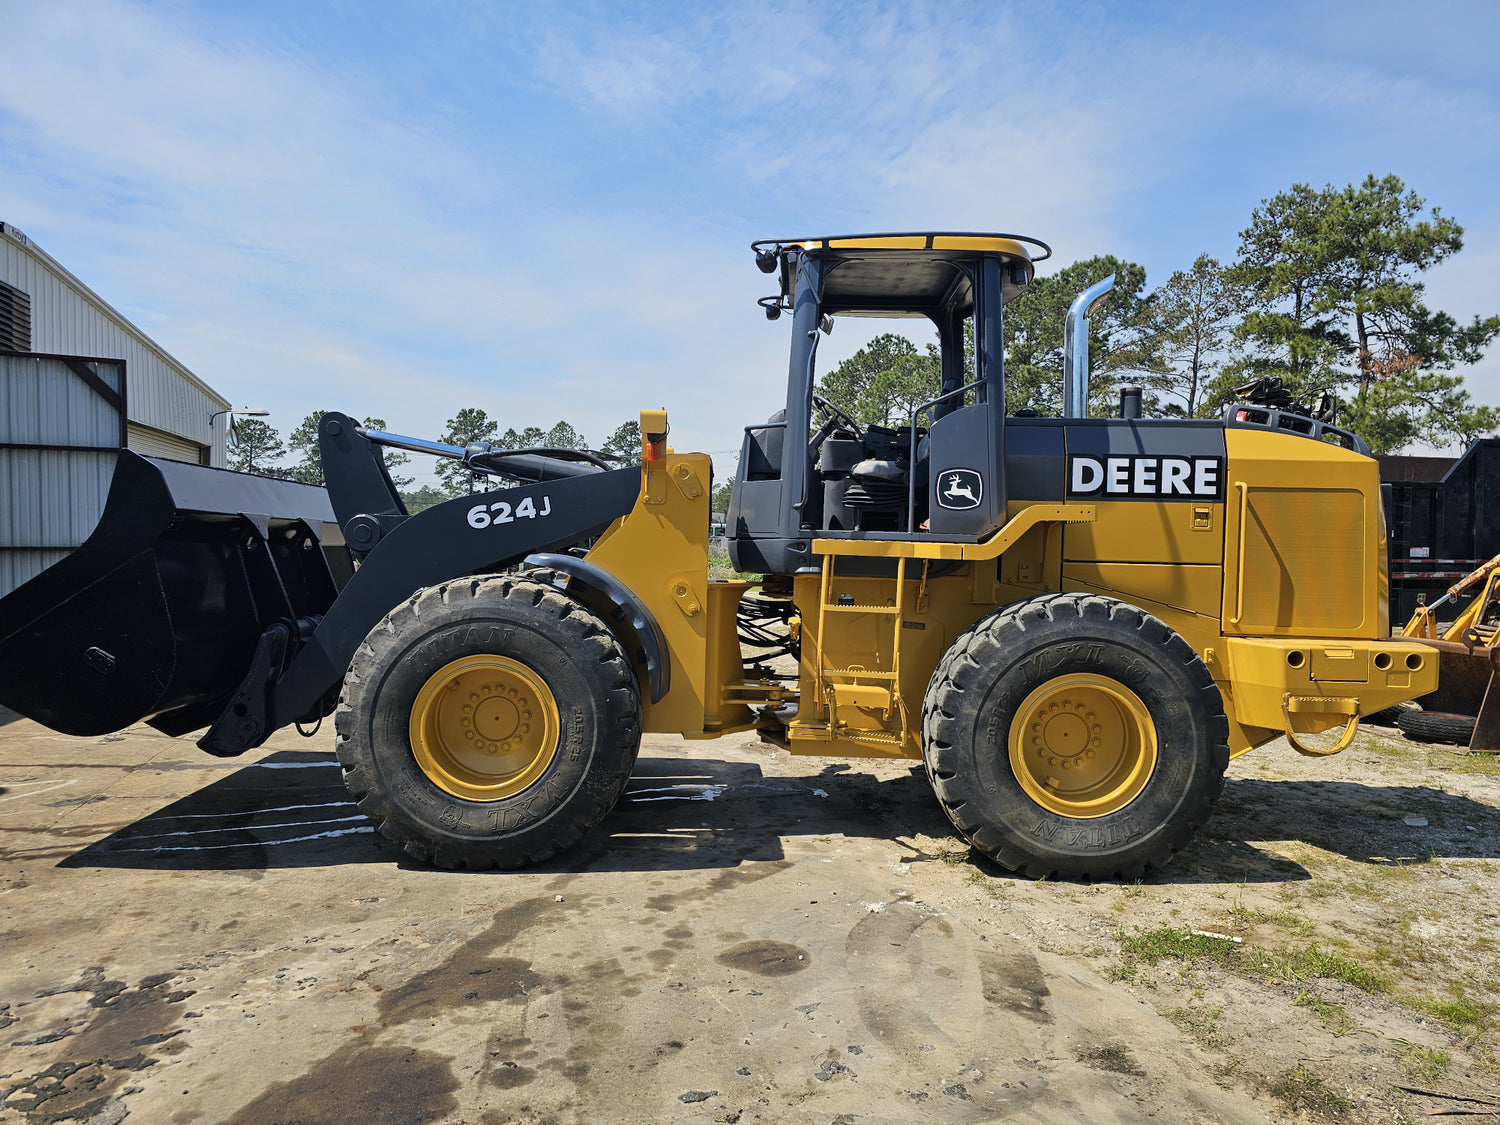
[1281, 694, 1360, 757]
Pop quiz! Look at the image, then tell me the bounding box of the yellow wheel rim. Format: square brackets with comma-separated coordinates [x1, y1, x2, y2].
[409, 655, 561, 801]
[1007, 673, 1158, 819]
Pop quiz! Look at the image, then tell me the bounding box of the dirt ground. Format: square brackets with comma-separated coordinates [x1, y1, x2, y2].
[0, 706, 1497, 1124]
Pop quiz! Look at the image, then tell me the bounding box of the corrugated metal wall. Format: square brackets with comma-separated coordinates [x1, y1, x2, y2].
[0, 222, 227, 465]
[0, 221, 234, 596]
[0, 355, 122, 594]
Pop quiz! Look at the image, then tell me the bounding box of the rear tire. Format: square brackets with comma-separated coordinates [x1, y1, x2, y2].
[921, 593, 1229, 880]
[1396, 708, 1476, 746]
[335, 575, 641, 868]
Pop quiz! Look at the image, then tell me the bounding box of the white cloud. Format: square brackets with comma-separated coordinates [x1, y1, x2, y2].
[0, 0, 1495, 486]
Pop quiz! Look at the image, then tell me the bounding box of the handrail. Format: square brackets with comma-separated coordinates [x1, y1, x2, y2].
[905, 379, 983, 530]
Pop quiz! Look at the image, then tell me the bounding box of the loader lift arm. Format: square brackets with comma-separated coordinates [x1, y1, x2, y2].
[199, 413, 642, 756]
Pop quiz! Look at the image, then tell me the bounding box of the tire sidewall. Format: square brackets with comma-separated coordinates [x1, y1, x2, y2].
[1396, 709, 1475, 745]
[341, 583, 639, 862]
[931, 598, 1224, 873]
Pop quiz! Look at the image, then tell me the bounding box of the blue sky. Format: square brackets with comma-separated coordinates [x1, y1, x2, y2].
[3, 1, 1497, 482]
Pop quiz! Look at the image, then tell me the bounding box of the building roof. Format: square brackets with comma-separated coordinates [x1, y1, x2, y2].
[0, 222, 227, 409]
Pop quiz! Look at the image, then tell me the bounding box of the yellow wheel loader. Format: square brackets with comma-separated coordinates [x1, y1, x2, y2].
[0, 232, 1437, 878]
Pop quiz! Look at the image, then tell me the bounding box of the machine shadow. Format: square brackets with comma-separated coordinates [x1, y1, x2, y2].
[57, 752, 942, 874]
[1210, 775, 1500, 866]
[60, 752, 1496, 880]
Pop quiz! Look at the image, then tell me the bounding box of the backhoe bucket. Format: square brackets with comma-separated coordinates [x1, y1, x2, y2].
[1412, 643, 1500, 753]
[0, 451, 347, 738]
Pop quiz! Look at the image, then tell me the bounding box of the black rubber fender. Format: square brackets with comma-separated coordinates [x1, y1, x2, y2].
[525, 552, 670, 703]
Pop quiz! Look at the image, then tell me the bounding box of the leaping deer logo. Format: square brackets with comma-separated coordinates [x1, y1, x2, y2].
[943, 473, 978, 505]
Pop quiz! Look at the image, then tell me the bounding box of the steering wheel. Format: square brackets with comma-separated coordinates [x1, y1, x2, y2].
[811, 394, 863, 441]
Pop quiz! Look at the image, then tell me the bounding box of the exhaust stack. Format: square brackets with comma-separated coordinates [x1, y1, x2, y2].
[1062, 274, 1116, 418]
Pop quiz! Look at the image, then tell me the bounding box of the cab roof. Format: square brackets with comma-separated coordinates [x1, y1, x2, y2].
[753, 232, 1050, 318]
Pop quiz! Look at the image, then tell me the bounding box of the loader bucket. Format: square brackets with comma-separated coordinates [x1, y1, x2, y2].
[0, 451, 347, 738]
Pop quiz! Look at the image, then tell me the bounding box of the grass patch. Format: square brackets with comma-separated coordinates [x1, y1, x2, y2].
[1364, 735, 1412, 758]
[1227, 901, 1269, 927]
[1269, 1064, 1351, 1119]
[706, 555, 761, 582]
[1427, 748, 1500, 777]
[1164, 1005, 1230, 1050]
[1414, 996, 1489, 1038]
[1294, 991, 1359, 1036]
[1227, 901, 1315, 936]
[1117, 927, 1387, 993]
[1120, 927, 1242, 969]
[1274, 945, 1386, 993]
[933, 846, 971, 867]
[1390, 1039, 1451, 1083]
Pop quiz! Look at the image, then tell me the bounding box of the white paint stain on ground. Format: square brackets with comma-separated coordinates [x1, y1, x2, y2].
[114, 825, 375, 853]
[626, 784, 726, 802]
[148, 800, 356, 821]
[0, 779, 77, 803]
[124, 815, 368, 843]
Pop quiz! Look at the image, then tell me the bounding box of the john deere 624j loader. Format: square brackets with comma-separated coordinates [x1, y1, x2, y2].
[0, 233, 1438, 878]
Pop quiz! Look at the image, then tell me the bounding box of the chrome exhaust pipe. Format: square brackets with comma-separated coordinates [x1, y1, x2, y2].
[1062, 274, 1115, 418]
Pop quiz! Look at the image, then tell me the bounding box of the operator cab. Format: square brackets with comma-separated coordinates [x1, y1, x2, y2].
[727, 233, 1048, 576]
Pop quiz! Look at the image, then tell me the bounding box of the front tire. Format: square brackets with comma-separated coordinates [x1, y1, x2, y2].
[335, 575, 642, 869]
[921, 593, 1229, 880]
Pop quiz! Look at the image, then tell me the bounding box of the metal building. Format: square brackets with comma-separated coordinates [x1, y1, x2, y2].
[1, 221, 231, 595]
